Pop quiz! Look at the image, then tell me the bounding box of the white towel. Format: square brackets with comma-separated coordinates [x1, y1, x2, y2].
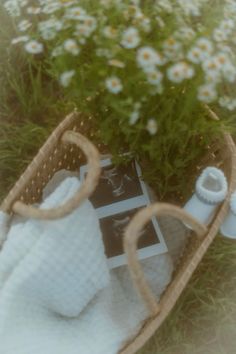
[0, 177, 110, 317]
[0, 174, 173, 354]
[0, 254, 172, 354]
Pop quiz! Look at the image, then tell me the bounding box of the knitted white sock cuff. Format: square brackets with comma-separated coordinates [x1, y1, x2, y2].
[196, 167, 228, 204]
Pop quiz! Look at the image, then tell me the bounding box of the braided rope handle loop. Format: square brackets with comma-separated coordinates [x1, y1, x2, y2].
[12, 131, 101, 220]
[124, 203, 207, 316]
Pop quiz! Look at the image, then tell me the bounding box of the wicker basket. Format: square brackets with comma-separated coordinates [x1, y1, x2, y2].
[1, 111, 236, 354]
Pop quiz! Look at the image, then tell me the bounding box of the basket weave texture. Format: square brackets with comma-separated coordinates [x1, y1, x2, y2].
[1, 111, 236, 354]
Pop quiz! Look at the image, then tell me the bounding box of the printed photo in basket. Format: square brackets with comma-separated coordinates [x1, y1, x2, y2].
[80, 158, 144, 209]
[80, 157, 168, 268]
[99, 207, 167, 269]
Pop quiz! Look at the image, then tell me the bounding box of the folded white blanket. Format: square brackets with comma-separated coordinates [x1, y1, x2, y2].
[0, 173, 173, 354]
[0, 177, 110, 317]
[0, 255, 172, 354]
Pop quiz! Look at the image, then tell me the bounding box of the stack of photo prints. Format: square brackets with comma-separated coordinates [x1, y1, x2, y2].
[80, 157, 167, 269]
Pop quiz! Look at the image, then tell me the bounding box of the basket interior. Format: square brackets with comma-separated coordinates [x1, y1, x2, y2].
[1, 113, 233, 318]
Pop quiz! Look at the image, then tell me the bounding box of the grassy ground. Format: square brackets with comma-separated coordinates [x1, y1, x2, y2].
[1, 6, 236, 354]
[138, 237, 236, 354]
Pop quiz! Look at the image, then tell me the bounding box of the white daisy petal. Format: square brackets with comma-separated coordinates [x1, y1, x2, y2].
[197, 84, 217, 103]
[60, 70, 75, 87]
[146, 119, 158, 135]
[64, 39, 80, 55]
[24, 40, 43, 54]
[105, 76, 123, 94]
[121, 27, 140, 49]
[12, 35, 29, 44]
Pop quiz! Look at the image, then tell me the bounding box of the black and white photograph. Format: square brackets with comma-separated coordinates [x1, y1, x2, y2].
[100, 207, 161, 258]
[80, 156, 168, 268]
[80, 158, 144, 209]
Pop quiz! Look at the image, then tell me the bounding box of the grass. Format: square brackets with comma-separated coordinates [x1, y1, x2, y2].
[138, 237, 236, 354]
[1, 5, 236, 354]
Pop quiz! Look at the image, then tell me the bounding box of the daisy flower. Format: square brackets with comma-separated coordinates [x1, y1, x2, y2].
[18, 19, 32, 32]
[24, 40, 43, 54]
[64, 39, 80, 55]
[129, 111, 140, 125]
[219, 96, 236, 111]
[96, 48, 112, 58]
[176, 27, 195, 41]
[75, 19, 97, 38]
[222, 63, 236, 83]
[156, 16, 165, 28]
[82, 15, 97, 34]
[65, 6, 86, 20]
[18, 0, 28, 6]
[167, 62, 194, 83]
[163, 37, 182, 59]
[220, 19, 234, 34]
[38, 19, 63, 40]
[27, 7, 41, 15]
[196, 37, 213, 56]
[213, 28, 228, 42]
[51, 45, 63, 57]
[4, 0, 21, 17]
[146, 119, 158, 135]
[187, 47, 202, 64]
[11, 35, 29, 44]
[102, 26, 118, 39]
[42, 2, 61, 14]
[60, 70, 75, 87]
[215, 52, 230, 67]
[202, 57, 221, 74]
[146, 69, 163, 85]
[108, 59, 125, 68]
[121, 27, 140, 49]
[163, 37, 180, 50]
[59, 0, 77, 6]
[219, 96, 230, 108]
[105, 76, 123, 94]
[197, 84, 217, 103]
[137, 46, 163, 69]
[140, 17, 151, 33]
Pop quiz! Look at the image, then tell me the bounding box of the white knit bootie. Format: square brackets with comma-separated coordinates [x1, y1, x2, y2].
[184, 167, 228, 227]
[220, 192, 236, 239]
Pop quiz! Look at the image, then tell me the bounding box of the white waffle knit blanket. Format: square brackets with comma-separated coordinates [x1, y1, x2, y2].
[0, 175, 173, 354]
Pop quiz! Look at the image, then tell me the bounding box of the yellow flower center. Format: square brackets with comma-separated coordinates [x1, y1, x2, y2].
[111, 80, 118, 87]
[199, 44, 208, 50]
[173, 70, 180, 77]
[208, 62, 217, 69]
[85, 19, 93, 26]
[127, 35, 134, 43]
[218, 56, 226, 64]
[167, 38, 176, 46]
[143, 52, 150, 60]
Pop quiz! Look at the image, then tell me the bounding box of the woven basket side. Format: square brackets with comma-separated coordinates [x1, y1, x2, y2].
[0, 112, 106, 212]
[120, 133, 236, 354]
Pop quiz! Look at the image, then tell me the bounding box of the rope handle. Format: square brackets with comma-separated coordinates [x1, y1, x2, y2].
[12, 130, 101, 220]
[124, 203, 207, 317]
